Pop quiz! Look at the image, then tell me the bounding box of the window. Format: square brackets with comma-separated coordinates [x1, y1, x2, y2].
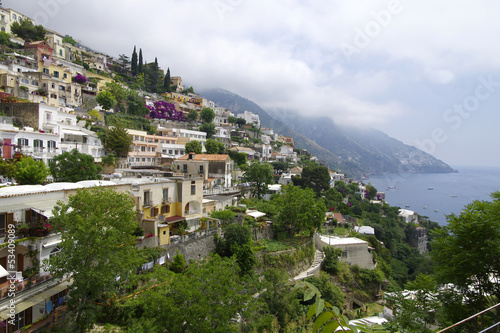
[59, 86, 65, 91]
[150, 207, 158, 218]
[53, 71, 59, 78]
[12, 14, 16, 20]
[31, 80, 39, 86]
[63, 73, 67, 79]
[162, 188, 169, 201]
[59, 49, 63, 56]
[34, 139, 43, 152]
[143, 191, 151, 207]
[199, 165, 204, 173]
[17, 138, 28, 146]
[20, 78, 29, 84]
[51, 83, 55, 89]
[183, 164, 187, 173]
[47, 140, 56, 152]
[43, 68, 50, 74]
[191, 181, 196, 195]
[161, 205, 170, 214]
[141, 146, 145, 152]
[341, 251, 348, 258]
[152, 147, 155, 152]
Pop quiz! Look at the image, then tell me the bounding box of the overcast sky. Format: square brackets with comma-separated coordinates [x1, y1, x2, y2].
[8, 0, 500, 167]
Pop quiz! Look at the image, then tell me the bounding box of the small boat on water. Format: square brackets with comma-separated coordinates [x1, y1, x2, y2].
[423, 206, 427, 209]
[450, 195, 458, 198]
[434, 209, 439, 212]
[428, 187, 434, 190]
[405, 205, 410, 208]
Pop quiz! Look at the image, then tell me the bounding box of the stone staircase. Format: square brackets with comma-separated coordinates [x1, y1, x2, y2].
[293, 249, 324, 281]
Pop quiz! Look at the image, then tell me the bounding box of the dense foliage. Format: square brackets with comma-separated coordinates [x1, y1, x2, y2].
[49, 149, 102, 182]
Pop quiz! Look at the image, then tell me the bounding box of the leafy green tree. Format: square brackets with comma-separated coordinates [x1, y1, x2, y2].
[322, 246, 343, 275]
[236, 118, 246, 128]
[272, 185, 326, 236]
[126, 90, 149, 116]
[430, 192, 500, 330]
[49, 149, 102, 182]
[131, 46, 138, 76]
[144, 57, 163, 93]
[200, 107, 215, 123]
[49, 187, 141, 331]
[104, 126, 132, 157]
[11, 19, 46, 41]
[14, 156, 49, 185]
[187, 109, 198, 123]
[242, 161, 274, 199]
[96, 90, 117, 111]
[184, 140, 202, 154]
[205, 138, 225, 154]
[294, 164, 330, 197]
[386, 274, 440, 333]
[228, 150, 248, 168]
[216, 224, 255, 275]
[0, 158, 16, 179]
[199, 122, 216, 139]
[323, 187, 344, 211]
[163, 67, 171, 91]
[101, 153, 119, 168]
[271, 161, 289, 175]
[210, 209, 236, 225]
[62, 35, 77, 46]
[366, 184, 378, 200]
[87, 109, 102, 123]
[170, 252, 187, 274]
[127, 255, 258, 333]
[138, 48, 143, 74]
[228, 116, 238, 125]
[260, 268, 302, 329]
[305, 272, 345, 311]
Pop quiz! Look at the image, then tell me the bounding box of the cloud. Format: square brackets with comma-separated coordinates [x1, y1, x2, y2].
[7, 0, 500, 165]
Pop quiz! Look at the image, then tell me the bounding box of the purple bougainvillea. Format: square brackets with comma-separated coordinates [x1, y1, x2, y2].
[146, 100, 186, 122]
[72, 74, 88, 84]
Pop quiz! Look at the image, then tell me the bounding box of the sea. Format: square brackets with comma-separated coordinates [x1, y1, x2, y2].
[366, 166, 500, 226]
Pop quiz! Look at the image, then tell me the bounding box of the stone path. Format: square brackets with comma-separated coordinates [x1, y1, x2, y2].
[293, 249, 324, 281]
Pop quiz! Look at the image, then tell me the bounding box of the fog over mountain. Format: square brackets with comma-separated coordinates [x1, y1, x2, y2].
[201, 88, 456, 178]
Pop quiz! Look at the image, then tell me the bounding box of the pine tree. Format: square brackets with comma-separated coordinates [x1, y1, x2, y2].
[164, 67, 171, 92]
[131, 46, 138, 76]
[138, 48, 143, 74]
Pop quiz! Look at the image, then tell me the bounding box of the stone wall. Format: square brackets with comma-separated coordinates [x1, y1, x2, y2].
[0, 103, 39, 128]
[252, 225, 273, 241]
[166, 234, 217, 263]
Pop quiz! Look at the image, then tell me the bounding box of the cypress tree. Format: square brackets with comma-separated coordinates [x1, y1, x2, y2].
[138, 48, 143, 74]
[131, 46, 138, 76]
[164, 67, 171, 92]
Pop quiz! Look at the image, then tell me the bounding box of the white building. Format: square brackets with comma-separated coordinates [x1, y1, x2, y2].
[399, 209, 419, 224]
[237, 110, 260, 128]
[214, 107, 233, 126]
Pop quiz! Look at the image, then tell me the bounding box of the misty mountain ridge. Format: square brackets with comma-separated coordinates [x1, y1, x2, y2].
[200, 88, 456, 178]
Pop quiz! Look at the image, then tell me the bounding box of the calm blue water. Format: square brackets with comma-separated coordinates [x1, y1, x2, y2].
[367, 166, 500, 225]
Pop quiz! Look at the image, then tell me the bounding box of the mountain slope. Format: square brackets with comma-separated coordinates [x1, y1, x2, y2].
[200, 88, 456, 177]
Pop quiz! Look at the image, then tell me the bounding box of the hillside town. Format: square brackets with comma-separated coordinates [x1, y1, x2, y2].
[0, 6, 495, 333]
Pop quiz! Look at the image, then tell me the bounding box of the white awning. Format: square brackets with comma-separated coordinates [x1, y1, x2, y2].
[63, 130, 88, 136]
[0, 265, 9, 278]
[30, 200, 62, 219]
[246, 210, 266, 219]
[42, 240, 62, 248]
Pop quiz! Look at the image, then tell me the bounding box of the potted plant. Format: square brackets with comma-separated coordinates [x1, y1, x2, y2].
[17, 223, 29, 237]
